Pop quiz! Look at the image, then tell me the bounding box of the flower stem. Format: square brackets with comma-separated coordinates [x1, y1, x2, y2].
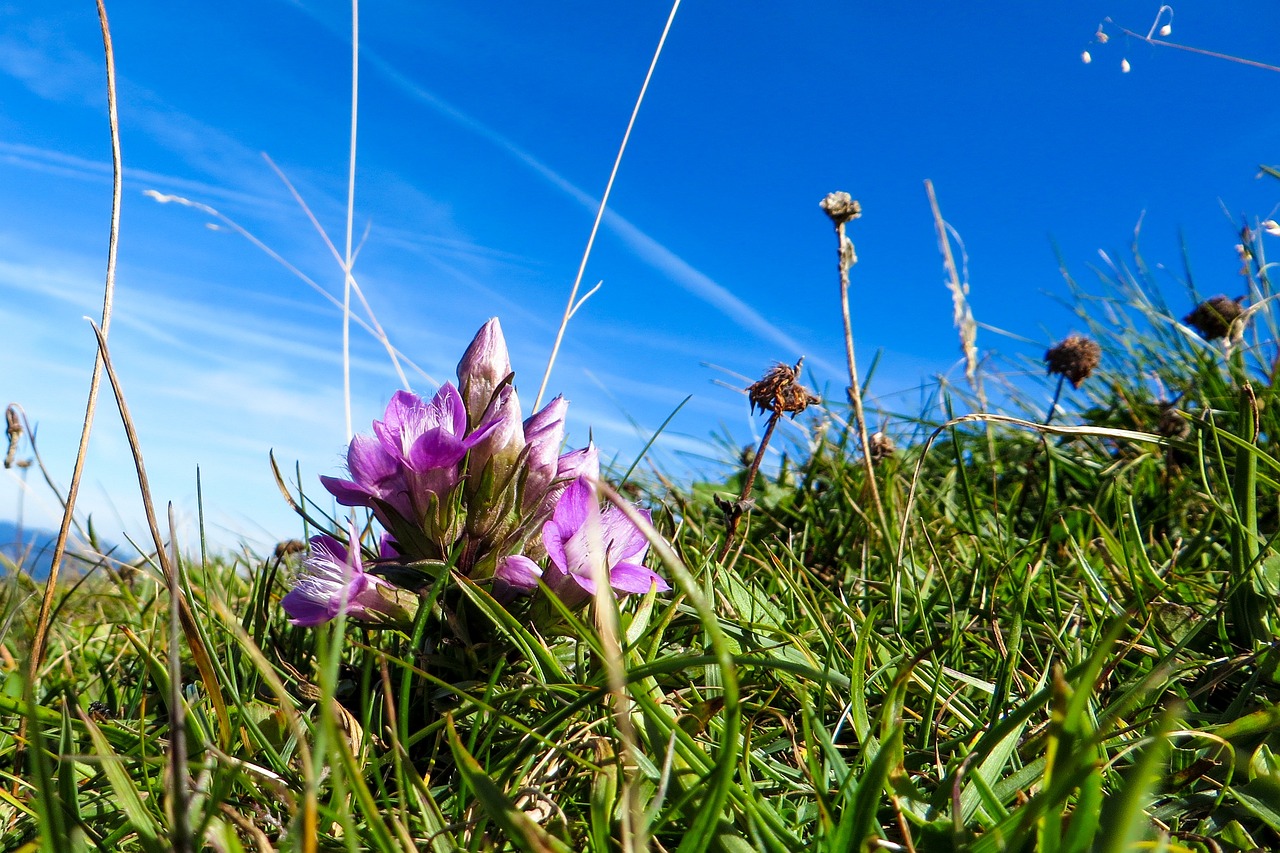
[718, 410, 781, 560]
[835, 218, 888, 534]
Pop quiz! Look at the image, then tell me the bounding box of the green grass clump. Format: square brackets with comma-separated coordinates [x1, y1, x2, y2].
[8, 223, 1280, 853]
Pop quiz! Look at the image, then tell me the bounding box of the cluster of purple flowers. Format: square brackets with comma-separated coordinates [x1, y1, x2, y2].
[280, 318, 670, 629]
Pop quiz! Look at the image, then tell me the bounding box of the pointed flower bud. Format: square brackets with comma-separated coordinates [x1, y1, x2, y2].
[522, 396, 568, 512]
[468, 384, 526, 489]
[536, 443, 600, 520]
[457, 318, 512, 428]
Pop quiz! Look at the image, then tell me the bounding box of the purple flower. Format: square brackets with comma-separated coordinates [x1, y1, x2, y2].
[494, 476, 669, 609]
[281, 533, 409, 627]
[457, 318, 512, 428]
[320, 384, 499, 525]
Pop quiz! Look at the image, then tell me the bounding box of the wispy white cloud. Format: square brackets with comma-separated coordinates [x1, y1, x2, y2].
[367, 55, 835, 371]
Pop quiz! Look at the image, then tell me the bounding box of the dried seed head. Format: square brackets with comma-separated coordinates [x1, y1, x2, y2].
[1081, 50, 1092, 64]
[1159, 23, 1172, 36]
[1184, 295, 1244, 341]
[1263, 220, 1280, 237]
[274, 539, 307, 561]
[1095, 28, 1109, 43]
[1120, 58, 1131, 73]
[4, 405, 21, 470]
[819, 192, 862, 226]
[1044, 335, 1102, 389]
[747, 358, 820, 417]
[1156, 404, 1190, 440]
[868, 431, 896, 463]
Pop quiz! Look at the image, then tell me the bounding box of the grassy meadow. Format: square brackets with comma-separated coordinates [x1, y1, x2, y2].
[7, 10, 1280, 853]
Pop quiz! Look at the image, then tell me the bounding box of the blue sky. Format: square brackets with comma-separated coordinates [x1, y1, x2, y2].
[2, 2, 1279, 553]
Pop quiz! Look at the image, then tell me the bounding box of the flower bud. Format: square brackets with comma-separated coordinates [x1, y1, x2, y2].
[457, 318, 512, 429]
[536, 444, 599, 519]
[522, 396, 568, 511]
[468, 384, 525, 488]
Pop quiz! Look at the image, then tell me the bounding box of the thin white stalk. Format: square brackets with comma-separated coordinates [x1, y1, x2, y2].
[342, 0, 360, 442]
[534, 0, 682, 410]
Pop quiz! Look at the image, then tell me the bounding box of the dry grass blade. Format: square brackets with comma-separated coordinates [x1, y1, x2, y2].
[28, 0, 121, 688]
[86, 320, 232, 746]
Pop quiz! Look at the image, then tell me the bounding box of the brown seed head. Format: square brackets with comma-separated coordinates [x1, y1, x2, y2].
[274, 539, 307, 561]
[747, 358, 820, 417]
[1183, 295, 1244, 341]
[819, 192, 862, 226]
[1044, 334, 1101, 389]
[1156, 403, 1190, 440]
[4, 405, 20, 470]
[868, 431, 896, 463]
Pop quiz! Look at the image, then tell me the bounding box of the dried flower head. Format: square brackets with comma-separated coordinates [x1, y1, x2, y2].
[1044, 335, 1101, 389]
[1081, 50, 1092, 64]
[4, 405, 20, 469]
[1120, 58, 1131, 73]
[868, 431, 896, 463]
[747, 358, 820, 417]
[819, 192, 862, 226]
[1156, 403, 1190, 440]
[1184, 295, 1244, 341]
[274, 539, 307, 561]
[1263, 220, 1280, 237]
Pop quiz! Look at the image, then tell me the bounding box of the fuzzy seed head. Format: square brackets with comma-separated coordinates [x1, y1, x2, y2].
[1184, 295, 1244, 341]
[1081, 50, 1092, 64]
[1044, 335, 1102, 389]
[1121, 58, 1131, 73]
[1159, 23, 1171, 36]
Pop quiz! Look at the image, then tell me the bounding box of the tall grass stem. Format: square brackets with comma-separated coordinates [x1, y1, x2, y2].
[27, 0, 121, 686]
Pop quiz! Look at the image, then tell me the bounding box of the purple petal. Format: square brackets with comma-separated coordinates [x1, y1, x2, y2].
[601, 505, 650, 565]
[347, 433, 400, 486]
[609, 561, 671, 595]
[280, 586, 337, 626]
[542, 517, 569, 573]
[380, 390, 424, 436]
[434, 383, 468, 437]
[320, 475, 374, 507]
[408, 428, 468, 471]
[553, 477, 595, 531]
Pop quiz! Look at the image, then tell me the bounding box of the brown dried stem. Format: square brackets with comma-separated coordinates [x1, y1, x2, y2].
[27, 0, 120, 686]
[821, 192, 887, 533]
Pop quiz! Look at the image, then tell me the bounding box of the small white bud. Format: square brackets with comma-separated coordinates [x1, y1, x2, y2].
[1121, 58, 1131, 73]
[1082, 50, 1092, 64]
[1159, 24, 1172, 36]
[1262, 220, 1280, 237]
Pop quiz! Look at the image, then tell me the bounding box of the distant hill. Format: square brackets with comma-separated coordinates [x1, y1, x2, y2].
[0, 520, 127, 580]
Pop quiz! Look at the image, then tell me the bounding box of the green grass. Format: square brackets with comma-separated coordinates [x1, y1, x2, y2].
[7, 224, 1280, 853]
